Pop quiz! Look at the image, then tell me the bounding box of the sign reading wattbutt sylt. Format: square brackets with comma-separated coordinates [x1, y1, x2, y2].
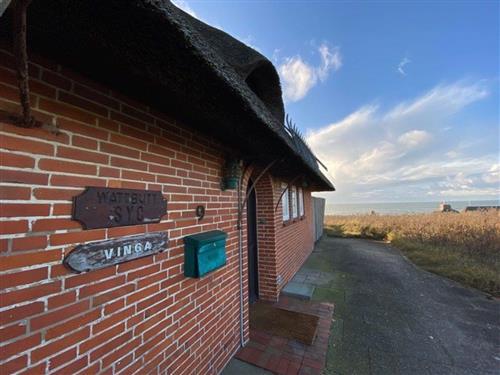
[72, 187, 167, 230]
[64, 232, 168, 273]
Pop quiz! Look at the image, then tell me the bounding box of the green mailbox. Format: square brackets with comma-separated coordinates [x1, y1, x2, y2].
[183, 230, 227, 278]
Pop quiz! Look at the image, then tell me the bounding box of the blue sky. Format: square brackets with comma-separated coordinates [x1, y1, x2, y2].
[173, 1, 499, 203]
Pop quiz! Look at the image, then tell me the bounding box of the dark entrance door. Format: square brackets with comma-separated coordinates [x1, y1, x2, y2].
[247, 180, 259, 303]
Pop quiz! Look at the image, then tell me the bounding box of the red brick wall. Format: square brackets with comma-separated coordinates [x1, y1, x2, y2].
[252, 172, 315, 302]
[275, 188, 314, 288]
[0, 47, 253, 375]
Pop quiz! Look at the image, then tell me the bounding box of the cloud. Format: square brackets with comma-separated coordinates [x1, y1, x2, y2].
[307, 80, 498, 202]
[278, 44, 342, 102]
[397, 57, 411, 76]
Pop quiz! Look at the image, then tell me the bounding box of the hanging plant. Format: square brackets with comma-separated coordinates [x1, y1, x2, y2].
[221, 158, 242, 190]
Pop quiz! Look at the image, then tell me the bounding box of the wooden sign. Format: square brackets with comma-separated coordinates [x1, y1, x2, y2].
[72, 187, 167, 229]
[64, 232, 168, 272]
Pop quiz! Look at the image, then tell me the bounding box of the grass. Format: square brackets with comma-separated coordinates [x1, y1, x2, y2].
[324, 211, 500, 297]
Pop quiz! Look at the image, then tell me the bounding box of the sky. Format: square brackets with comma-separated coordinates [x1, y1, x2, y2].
[172, 0, 499, 203]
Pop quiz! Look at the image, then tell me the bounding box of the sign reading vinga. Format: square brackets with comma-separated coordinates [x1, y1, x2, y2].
[64, 232, 168, 273]
[72, 187, 167, 229]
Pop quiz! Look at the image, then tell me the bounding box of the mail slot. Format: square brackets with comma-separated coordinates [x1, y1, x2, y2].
[183, 230, 227, 278]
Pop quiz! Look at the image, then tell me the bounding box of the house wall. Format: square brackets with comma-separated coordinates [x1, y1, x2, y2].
[252, 172, 315, 302]
[0, 47, 252, 375]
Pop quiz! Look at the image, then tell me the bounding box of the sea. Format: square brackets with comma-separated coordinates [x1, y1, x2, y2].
[325, 200, 500, 215]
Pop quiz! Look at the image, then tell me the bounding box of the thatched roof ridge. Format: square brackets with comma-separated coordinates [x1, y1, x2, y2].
[0, 0, 334, 190]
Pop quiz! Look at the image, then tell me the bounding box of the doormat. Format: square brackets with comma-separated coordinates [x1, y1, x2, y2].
[249, 302, 319, 345]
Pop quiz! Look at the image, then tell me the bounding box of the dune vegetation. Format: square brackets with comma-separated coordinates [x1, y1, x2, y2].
[324, 211, 500, 296]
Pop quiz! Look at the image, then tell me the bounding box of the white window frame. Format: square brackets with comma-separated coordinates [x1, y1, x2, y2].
[291, 186, 298, 219]
[298, 187, 304, 217]
[281, 183, 290, 221]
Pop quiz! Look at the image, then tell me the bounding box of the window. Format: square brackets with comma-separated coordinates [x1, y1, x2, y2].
[291, 186, 298, 218]
[298, 188, 304, 217]
[281, 184, 290, 221]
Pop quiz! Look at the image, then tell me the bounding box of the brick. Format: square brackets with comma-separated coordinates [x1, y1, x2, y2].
[126, 284, 159, 305]
[79, 323, 125, 354]
[0, 249, 61, 271]
[48, 290, 77, 309]
[39, 98, 96, 124]
[53, 203, 71, 215]
[57, 118, 108, 140]
[74, 83, 119, 110]
[50, 229, 105, 246]
[12, 236, 48, 251]
[51, 355, 88, 375]
[103, 299, 125, 315]
[0, 185, 31, 200]
[141, 151, 170, 165]
[57, 146, 108, 164]
[41, 70, 71, 90]
[0, 334, 41, 361]
[48, 347, 77, 371]
[89, 331, 132, 362]
[99, 166, 120, 178]
[38, 158, 97, 175]
[93, 306, 134, 334]
[102, 337, 141, 369]
[0, 267, 48, 289]
[0, 169, 49, 185]
[0, 121, 69, 145]
[148, 144, 176, 158]
[0, 203, 50, 217]
[110, 156, 147, 171]
[121, 104, 154, 124]
[0, 302, 44, 326]
[0, 133, 54, 155]
[0, 219, 26, 236]
[72, 135, 98, 150]
[33, 187, 82, 201]
[18, 362, 46, 375]
[92, 284, 135, 307]
[31, 327, 90, 362]
[0, 355, 27, 374]
[0, 238, 8, 252]
[100, 142, 140, 158]
[0, 151, 35, 168]
[0, 281, 61, 308]
[107, 224, 147, 238]
[122, 169, 155, 182]
[110, 133, 147, 151]
[58, 91, 108, 117]
[50, 174, 105, 187]
[65, 267, 116, 289]
[32, 218, 81, 232]
[79, 275, 125, 299]
[31, 300, 89, 330]
[0, 323, 26, 341]
[46, 308, 101, 340]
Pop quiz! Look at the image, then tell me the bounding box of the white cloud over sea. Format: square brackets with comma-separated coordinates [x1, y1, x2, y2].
[307, 81, 499, 202]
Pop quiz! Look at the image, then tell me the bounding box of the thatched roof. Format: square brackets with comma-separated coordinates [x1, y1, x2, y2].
[0, 0, 334, 191]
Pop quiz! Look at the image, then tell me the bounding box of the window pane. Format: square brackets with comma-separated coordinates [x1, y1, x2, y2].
[281, 183, 290, 221]
[291, 186, 298, 218]
[299, 188, 304, 216]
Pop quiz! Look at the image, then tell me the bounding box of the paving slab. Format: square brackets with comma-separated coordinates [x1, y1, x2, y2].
[308, 237, 500, 375]
[281, 281, 315, 300]
[221, 358, 273, 375]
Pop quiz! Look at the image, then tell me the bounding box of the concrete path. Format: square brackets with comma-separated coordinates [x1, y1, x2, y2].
[308, 237, 500, 375]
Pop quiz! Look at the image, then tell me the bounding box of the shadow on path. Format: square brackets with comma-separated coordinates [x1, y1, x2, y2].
[304, 237, 500, 375]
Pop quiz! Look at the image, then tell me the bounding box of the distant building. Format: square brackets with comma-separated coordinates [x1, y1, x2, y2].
[437, 202, 458, 213]
[464, 206, 500, 212]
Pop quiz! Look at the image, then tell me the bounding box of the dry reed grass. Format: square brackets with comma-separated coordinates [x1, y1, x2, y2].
[324, 211, 500, 296]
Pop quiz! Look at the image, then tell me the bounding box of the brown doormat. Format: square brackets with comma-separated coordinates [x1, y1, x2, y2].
[249, 302, 319, 345]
